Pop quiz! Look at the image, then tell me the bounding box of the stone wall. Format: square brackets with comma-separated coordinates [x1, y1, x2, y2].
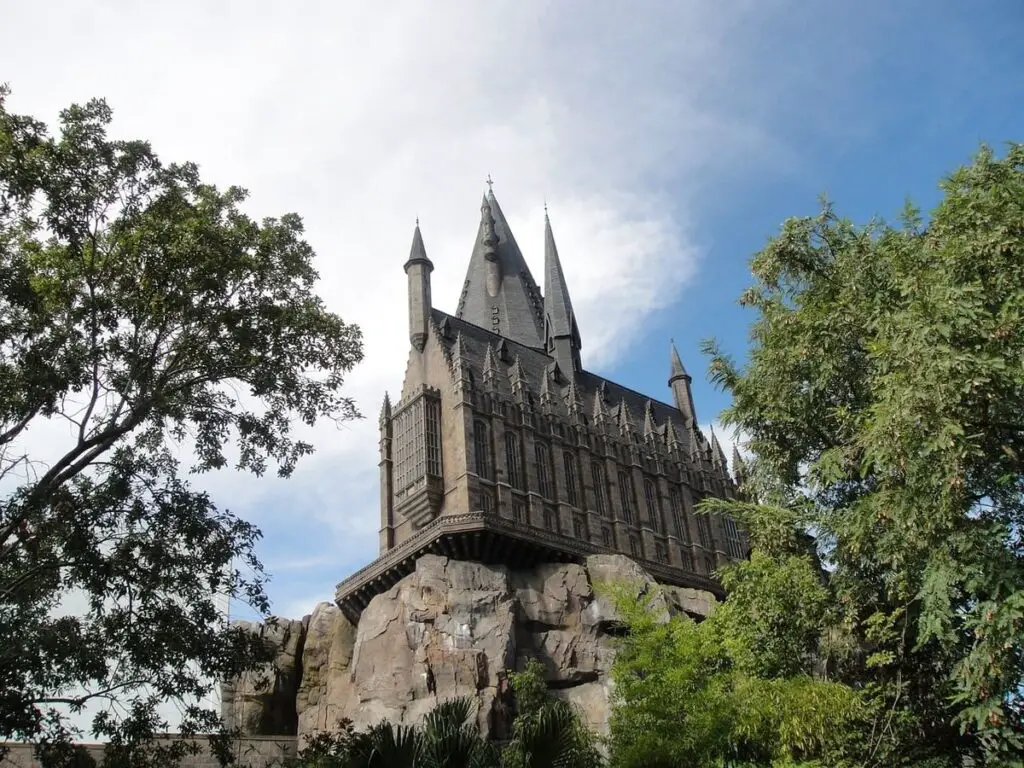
[225, 553, 717, 743]
[0, 736, 297, 768]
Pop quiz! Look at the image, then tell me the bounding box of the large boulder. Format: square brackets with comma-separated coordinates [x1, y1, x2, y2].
[344, 555, 517, 736]
[221, 617, 305, 735]
[296, 602, 358, 735]
[223, 554, 720, 743]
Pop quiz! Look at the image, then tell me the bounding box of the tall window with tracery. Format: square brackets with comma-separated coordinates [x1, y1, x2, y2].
[393, 396, 442, 496]
[618, 470, 635, 524]
[669, 487, 685, 539]
[473, 420, 492, 480]
[535, 441, 553, 498]
[629, 537, 641, 559]
[591, 462, 607, 516]
[506, 431, 524, 489]
[425, 399, 441, 477]
[680, 548, 694, 571]
[563, 451, 578, 506]
[722, 516, 744, 559]
[643, 479, 662, 533]
[696, 513, 713, 550]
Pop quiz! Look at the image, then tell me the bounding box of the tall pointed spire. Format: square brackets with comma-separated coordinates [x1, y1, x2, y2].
[592, 382, 610, 425]
[539, 366, 555, 411]
[566, 378, 585, 419]
[482, 343, 499, 388]
[668, 340, 697, 427]
[710, 428, 727, 468]
[619, 399, 635, 441]
[543, 208, 582, 373]
[670, 341, 688, 380]
[665, 418, 683, 454]
[643, 401, 657, 441]
[508, 355, 528, 399]
[455, 189, 545, 348]
[404, 221, 434, 352]
[732, 445, 746, 484]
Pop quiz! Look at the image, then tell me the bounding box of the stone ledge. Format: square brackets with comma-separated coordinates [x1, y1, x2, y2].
[334, 512, 724, 623]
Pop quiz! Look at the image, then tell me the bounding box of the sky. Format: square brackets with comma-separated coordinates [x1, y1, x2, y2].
[3, 0, 1022, 630]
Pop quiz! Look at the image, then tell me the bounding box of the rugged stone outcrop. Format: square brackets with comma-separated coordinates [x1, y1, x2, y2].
[221, 618, 306, 735]
[222, 554, 717, 742]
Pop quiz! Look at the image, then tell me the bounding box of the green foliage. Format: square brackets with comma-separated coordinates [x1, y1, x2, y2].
[604, 577, 864, 767]
[0, 85, 363, 756]
[713, 552, 831, 679]
[704, 143, 1024, 763]
[501, 660, 603, 768]
[293, 666, 600, 768]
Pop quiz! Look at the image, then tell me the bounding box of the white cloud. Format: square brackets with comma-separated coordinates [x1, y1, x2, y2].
[2, 5, 890, 732]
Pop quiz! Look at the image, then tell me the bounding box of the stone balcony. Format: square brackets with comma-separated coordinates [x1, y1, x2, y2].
[334, 511, 724, 624]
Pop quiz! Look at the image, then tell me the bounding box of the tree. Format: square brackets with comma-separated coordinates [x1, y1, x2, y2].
[288, 698, 498, 768]
[604, 575, 864, 767]
[703, 143, 1024, 764]
[501, 659, 603, 768]
[0, 85, 363, 759]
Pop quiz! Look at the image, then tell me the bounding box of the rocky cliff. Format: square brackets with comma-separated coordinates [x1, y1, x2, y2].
[222, 554, 717, 741]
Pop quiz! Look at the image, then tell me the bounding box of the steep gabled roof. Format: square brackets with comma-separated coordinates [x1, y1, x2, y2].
[543, 212, 580, 345]
[455, 190, 545, 349]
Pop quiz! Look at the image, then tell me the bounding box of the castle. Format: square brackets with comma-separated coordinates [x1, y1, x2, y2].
[335, 187, 748, 623]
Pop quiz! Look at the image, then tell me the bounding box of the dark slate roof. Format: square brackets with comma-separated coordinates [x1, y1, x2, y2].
[434, 309, 709, 452]
[455, 191, 546, 349]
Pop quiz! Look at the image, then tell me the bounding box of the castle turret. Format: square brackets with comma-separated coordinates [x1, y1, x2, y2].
[669, 341, 697, 427]
[543, 209, 582, 373]
[404, 221, 433, 351]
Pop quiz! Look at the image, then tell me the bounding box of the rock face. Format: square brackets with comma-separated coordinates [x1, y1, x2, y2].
[222, 554, 717, 742]
[221, 617, 306, 735]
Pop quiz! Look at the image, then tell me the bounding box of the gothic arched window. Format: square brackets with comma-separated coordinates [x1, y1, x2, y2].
[618, 470, 635, 524]
[644, 479, 662, 533]
[506, 431, 524, 490]
[535, 441, 553, 498]
[669, 487, 685, 539]
[591, 462, 608, 517]
[696, 513, 713, 550]
[722, 516, 744, 560]
[563, 451, 578, 506]
[473, 419, 492, 480]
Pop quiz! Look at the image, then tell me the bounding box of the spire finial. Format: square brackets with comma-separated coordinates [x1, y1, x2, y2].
[544, 198, 549, 218]
[415, 215, 420, 227]
[486, 174, 494, 193]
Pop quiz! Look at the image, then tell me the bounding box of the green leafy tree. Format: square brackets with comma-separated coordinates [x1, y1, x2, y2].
[604, 575, 863, 768]
[0, 85, 363, 759]
[703, 143, 1024, 763]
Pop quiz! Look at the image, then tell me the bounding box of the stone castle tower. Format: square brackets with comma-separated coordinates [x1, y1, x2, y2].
[335, 188, 748, 622]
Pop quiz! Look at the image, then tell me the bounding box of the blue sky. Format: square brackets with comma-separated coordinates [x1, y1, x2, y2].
[4, 0, 1023, 624]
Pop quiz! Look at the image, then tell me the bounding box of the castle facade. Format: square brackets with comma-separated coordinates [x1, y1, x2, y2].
[335, 188, 747, 622]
